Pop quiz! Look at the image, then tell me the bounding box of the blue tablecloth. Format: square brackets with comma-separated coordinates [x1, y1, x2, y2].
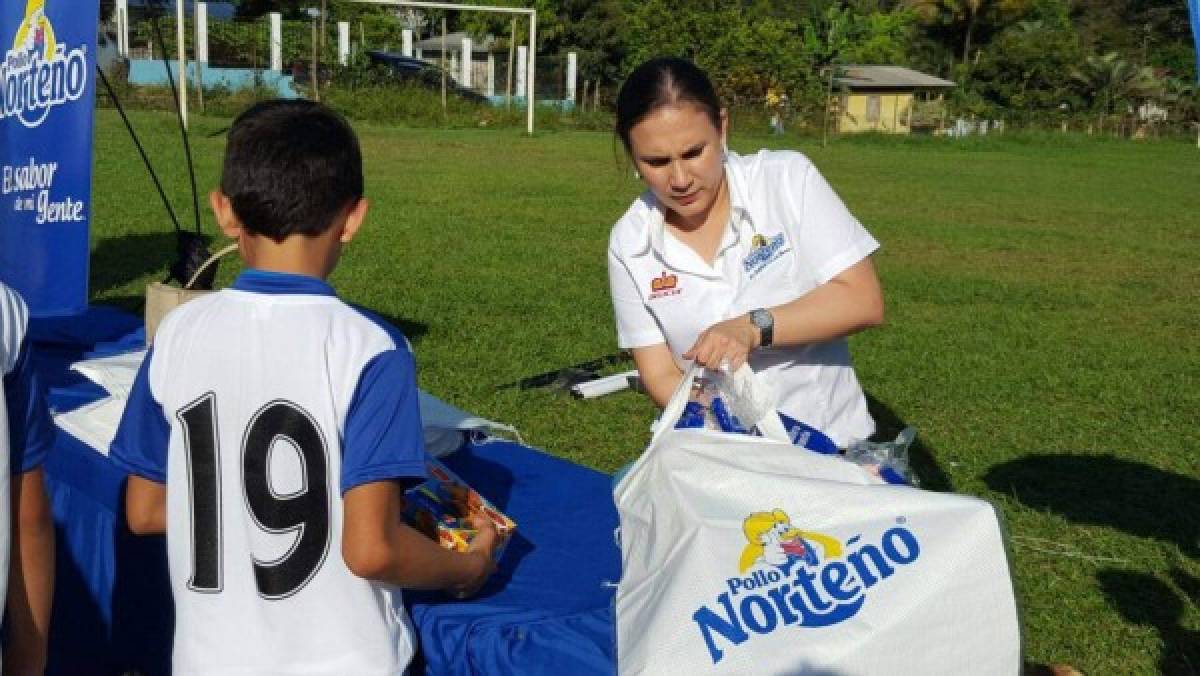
[30, 307, 620, 675]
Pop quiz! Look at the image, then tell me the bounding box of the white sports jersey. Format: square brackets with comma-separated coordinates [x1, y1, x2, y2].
[111, 270, 429, 675]
[0, 282, 54, 664]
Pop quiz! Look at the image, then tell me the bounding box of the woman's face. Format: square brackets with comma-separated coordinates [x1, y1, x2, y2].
[628, 103, 728, 229]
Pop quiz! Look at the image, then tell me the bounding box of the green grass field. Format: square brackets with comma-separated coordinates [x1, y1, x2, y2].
[91, 109, 1199, 673]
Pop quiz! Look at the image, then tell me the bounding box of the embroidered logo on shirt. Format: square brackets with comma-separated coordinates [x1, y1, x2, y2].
[742, 233, 786, 278]
[649, 270, 682, 300]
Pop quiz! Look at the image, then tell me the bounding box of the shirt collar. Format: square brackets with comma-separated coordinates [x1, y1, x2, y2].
[634, 153, 757, 259]
[231, 269, 336, 297]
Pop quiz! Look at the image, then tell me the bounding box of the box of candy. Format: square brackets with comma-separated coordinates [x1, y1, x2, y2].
[401, 458, 516, 559]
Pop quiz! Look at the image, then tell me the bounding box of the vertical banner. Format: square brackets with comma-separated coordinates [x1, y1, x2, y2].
[0, 0, 97, 317]
[1190, 0, 1200, 82]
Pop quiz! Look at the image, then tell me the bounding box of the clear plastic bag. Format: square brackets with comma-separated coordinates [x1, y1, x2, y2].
[844, 427, 918, 486]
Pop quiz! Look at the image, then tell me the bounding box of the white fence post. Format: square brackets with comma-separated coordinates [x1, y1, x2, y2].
[516, 45, 527, 99]
[460, 38, 472, 88]
[269, 12, 282, 72]
[566, 51, 577, 104]
[402, 29, 413, 57]
[176, 0, 188, 128]
[115, 0, 128, 56]
[196, 3, 209, 64]
[338, 21, 350, 65]
[486, 53, 495, 96]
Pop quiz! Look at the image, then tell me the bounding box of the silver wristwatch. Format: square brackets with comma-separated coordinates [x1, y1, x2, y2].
[749, 308, 774, 348]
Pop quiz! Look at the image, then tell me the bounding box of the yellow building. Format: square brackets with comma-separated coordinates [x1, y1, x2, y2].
[832, 66, 956, 134]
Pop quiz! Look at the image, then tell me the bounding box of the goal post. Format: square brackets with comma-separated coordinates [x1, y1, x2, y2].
[349, 0, 537, 135]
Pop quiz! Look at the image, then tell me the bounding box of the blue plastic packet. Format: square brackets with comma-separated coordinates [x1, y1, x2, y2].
[778, 412, 840, 455]
[710, 396, 750, 434]
[675, 401, 709, 429]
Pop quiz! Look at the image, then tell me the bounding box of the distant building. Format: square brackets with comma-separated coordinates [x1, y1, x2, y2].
[412, 32, 500, 93]
[832, 65, 955, 134]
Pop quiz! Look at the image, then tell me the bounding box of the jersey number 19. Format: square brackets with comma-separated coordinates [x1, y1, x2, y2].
[178, 393, 331, 600]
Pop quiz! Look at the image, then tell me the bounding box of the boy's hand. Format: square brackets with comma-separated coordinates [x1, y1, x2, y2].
[448, 514, 500, 600]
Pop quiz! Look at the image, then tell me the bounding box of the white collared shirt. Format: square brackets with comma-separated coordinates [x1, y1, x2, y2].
[607, 149, 879, 445]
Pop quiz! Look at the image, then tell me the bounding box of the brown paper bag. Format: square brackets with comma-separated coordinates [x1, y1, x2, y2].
[144, 243, 239, 344]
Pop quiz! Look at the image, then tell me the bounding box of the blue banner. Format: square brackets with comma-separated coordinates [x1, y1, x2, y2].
[1191, 0, 1200, 82]
[0, 0, 97, 317]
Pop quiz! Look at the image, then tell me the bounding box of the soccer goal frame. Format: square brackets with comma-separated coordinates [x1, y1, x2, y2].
[350, 0, 538, 135]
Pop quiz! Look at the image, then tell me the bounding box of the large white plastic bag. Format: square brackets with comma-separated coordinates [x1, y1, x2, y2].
[613, 365, 1020, 675]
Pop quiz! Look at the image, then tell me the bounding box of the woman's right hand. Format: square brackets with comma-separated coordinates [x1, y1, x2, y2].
[682, 314, 759, 372]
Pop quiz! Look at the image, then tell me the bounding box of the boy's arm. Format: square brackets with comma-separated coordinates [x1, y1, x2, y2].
[109, 349, 170, 535]
[342, 480, 497, 597]
[126, 475, 167, 535]
[5, 467, 55, 676]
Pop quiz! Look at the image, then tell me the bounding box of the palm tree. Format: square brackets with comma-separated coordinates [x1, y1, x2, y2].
[1070, 52, 1164, 134]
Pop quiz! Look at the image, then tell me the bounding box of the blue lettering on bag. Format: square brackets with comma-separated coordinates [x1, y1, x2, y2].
[692, 526, 921, 664]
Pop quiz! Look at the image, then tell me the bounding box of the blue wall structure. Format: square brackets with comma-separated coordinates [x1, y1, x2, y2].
[128, 59, 301, 99]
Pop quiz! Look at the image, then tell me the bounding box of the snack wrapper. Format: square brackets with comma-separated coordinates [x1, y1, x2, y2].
[401, 458, 516, 561]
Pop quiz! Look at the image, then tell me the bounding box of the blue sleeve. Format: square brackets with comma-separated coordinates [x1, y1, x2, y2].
[109, 348, 169, 484]
[341, 347, 428, 494]
[4, 338, 54, 474]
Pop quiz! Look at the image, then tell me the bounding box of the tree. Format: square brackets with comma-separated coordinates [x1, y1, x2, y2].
[1070, 51, 1164, 131]
[623, 0, 816, 107]
[903, 0, 1030, 66]
[1162, 77, 1200, 144]
[971, 16, 1084, 112]
[232, 1, 310, 20]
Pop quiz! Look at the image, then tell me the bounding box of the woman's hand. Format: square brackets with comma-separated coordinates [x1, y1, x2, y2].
[683, 315, 760, 371]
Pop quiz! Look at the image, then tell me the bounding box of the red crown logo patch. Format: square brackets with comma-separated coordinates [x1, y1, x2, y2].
[651, 271, 678, 293]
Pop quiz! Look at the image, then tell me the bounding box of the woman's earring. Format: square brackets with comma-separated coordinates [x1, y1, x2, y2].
[633, 168, 641, 180]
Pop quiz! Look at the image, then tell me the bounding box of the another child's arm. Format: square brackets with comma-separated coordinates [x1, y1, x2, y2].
[126, 475, 167, 535]
[4, 467, 54, 676]
[342, 480, 498, 597]
[3, 292, 57, 675]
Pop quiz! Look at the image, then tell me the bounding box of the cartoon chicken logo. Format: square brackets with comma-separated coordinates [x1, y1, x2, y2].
[13, 0, 56, 59]
[738, 509, 844, 573]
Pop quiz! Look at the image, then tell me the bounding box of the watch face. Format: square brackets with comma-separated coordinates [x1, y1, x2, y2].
[751, 309, 772, 329]
[750, 309, 773, 347]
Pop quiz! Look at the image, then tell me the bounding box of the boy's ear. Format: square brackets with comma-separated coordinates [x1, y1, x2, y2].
[339, 197, 369, 244]
[209, 191, 242, 239]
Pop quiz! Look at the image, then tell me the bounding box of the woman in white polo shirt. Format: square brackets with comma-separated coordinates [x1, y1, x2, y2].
[608, 57, 884, 447]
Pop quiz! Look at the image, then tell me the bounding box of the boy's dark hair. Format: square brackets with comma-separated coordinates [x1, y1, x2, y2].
[615, 57, 723, 153]
[221, 100, 363, 242]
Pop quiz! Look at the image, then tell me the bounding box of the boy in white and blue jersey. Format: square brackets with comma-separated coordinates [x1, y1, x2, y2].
[111, 100, 497, 675]
[0, 282, 56, 676]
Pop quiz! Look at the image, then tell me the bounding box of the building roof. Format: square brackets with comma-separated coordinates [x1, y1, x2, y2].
[413, 32, 498, 53]
[834, 65, 956, 90]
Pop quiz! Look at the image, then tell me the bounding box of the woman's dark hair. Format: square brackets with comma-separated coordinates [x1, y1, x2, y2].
[615, 57, 723, 152]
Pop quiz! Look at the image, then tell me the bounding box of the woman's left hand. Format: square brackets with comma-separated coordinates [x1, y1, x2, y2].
[683, 315, 760, 371]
